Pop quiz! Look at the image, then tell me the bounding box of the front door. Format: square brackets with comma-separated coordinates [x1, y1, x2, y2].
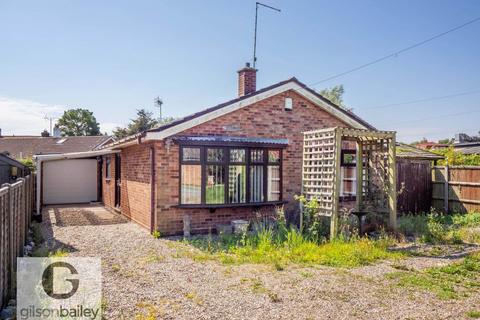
[114, 154, 121, 208]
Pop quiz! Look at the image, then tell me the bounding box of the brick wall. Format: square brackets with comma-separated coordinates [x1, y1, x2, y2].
[119, 144, 152, 230]
[154, 89, 352, 235]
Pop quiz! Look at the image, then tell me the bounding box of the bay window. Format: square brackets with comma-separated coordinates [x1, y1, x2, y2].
[179, 145, 283, 206]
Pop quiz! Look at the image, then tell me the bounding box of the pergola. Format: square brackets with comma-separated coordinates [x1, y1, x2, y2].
[302, 127, 397, 238]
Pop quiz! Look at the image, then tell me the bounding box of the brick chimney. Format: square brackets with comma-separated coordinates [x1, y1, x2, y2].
[237, 62, 257, 97]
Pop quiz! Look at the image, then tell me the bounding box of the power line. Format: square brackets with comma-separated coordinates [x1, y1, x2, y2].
[361, 89, 480, 110]
[307, 16, 480, 87]
[389, 109, 480, 125]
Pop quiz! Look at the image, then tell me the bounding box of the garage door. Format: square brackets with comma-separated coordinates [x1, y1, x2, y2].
[43, 159, 98, 204]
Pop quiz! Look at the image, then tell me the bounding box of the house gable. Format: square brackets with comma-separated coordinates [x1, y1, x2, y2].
[144, 78, 373, 141]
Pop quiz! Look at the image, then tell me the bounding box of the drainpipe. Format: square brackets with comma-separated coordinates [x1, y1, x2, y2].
[149, 145, 156, 234]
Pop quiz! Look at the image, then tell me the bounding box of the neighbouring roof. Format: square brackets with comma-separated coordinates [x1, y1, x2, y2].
[455, 143, 480, 155]
[106, 77, 375, 148]
[173, 135, 289, 146]
[396, 143, 444, 160]
[0, 135, 113, 159]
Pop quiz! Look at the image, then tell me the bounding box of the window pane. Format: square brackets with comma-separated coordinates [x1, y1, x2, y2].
[230, 149, 245, 163]
[207, 148, 224, 162]
[267, 165, 281, 201]
[250, 165, 264, 202]
[268, 150, 280, 163]
[340, 167, 356, 196]
[250, 149, 264, 163]
[181, 165, 201, 204]
[228, 165, 246, 203]
[183, 147, 200, 162]
[206, 165, 225, 204]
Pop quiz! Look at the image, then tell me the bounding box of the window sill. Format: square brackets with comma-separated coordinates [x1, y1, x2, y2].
[174, 201, 286, 210]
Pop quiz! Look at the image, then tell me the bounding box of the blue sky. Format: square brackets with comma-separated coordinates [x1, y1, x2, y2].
[0, 0, 479, 142]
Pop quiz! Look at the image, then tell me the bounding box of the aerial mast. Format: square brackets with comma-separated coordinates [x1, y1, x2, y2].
[154, 96, 163, 122]
[253, 2, 281, 68]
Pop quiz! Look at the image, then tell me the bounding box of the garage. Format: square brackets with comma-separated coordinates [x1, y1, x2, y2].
[43, 159, 98, 204]
[35, 149, 119, 212]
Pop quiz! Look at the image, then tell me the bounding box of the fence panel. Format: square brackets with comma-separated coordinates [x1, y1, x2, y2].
[432, 166, 480, 213]
[0, 174, 35, 309]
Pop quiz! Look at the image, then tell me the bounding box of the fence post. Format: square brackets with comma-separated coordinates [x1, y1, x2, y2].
[444, 165, 449, 214]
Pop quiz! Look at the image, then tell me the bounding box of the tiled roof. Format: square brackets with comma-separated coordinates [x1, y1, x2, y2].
[0, 135, 113, 159]
[147, 78, 375, 135]
[456, 144, 480, 155]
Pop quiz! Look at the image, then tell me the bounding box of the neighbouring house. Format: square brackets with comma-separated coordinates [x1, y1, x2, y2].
[415, 141, 449, 150]
[0, 132, 113, 159]
[97, 63, 378, 235]
[454, 132, 480, 155]
[0, 153, 30, 184]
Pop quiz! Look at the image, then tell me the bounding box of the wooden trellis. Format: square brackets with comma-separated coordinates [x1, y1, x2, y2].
[302, 127, 397, 238]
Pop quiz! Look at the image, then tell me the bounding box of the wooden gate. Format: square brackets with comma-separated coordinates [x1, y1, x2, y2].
[396, 159, 433, 213]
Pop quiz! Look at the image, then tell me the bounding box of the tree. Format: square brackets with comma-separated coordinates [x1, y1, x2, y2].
[438, 138, 453, 145]
[57, 108, 101, 136]
[113, 109, 178, 139]
[319, 85, 346, 108]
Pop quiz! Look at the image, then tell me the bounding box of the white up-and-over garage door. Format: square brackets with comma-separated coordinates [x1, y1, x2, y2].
[42, 159, 98, 205]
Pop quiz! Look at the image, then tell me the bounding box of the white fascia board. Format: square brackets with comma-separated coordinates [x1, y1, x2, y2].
[34, 149, 120, 162]
[145, 81, 368, 141]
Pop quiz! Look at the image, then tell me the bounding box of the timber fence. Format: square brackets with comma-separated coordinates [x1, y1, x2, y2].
[0, 174, 34, 309]
[432, 166, 480, 213]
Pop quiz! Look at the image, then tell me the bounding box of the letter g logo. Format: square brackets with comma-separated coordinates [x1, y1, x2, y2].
[42, 261, 79, 299]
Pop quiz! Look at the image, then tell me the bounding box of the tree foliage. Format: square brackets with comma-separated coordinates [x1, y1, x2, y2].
[112, 109, 176, 139]
[319, 85, 346, 108]
[56, 108, 101, 136]
[432, 147, 480, 166]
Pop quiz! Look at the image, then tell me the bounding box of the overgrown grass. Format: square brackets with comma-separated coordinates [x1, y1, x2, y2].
[184, 228, 402, 268]
[388, 252, 480, 299]
[398, 211, 480, 244]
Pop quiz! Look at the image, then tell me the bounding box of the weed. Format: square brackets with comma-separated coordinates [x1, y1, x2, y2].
[31, 222, 44, 244]
[388, 252, 480, 299]
[185, 292, 204, 306]
[268, 291, 281, 303]
[467, 311, 480, 319]
[184, 227, 401, 268]
[111, 264, 121, 272]
[398, 211, 480, 244]
[142, 253, 165, 264]
[152, 230, 161, 239]
[299, 271, 313, 278]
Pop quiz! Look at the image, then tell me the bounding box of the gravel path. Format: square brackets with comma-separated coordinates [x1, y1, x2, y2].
[41, 205, 480, 320]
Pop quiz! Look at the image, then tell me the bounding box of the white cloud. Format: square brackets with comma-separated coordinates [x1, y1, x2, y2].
[99, 122, 122, 135]
[0, 96, 65, 135]
[0, 96, 123, 136]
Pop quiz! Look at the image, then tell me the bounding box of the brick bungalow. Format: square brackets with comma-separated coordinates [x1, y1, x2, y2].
[101, 64, 375, 235]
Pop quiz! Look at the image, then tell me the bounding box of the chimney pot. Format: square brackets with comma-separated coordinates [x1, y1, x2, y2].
[237, 63, 257, 97]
